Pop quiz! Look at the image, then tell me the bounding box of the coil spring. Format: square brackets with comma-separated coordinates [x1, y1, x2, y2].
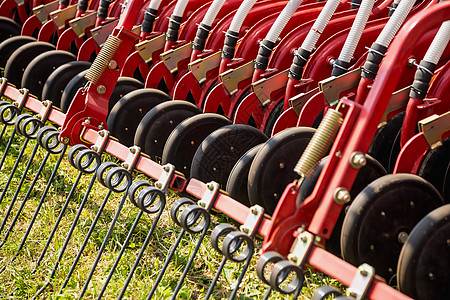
[85, 35, 122, 85]
[294, 109, 343, 177]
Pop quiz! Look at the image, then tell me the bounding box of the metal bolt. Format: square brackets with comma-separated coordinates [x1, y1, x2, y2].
[251, 207, 259, 215]
[207, 183, 214, 191]
[398, 232, 408, 244]
[98, 123, 104, 130]
[199, 201, 206, 208]
[315, 236, 322, 243]
[155, 182, 162, 189]
[350, 151, 367, 169]
[300, 234, 308, 243]
[163, 165, 170, 172]
[97, 85, 106, 94]
[329, 58, 336, 66]
[85, 117, 91, 125]
[334, 187, 351, 204]
[99, 130, 105, 137]
[61, 137, 70, 144]
[408, 58, 417, 67]
[130, 147, 136, 154]
[91, 146, 98, 152]
[108, 60, 118, 69]
[241, 227, 249, 234]
[288, 254, 298, 263]
[359, 268, 368, 277]
[122, 163, 129, 169]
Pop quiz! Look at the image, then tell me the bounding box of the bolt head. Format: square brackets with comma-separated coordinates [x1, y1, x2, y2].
[199, 201, 206, 208]
[334, 187, 351, 204]
[163, 166, 170, 172]
[108, 60, 118, 69]
[241, 227, 249, 234]
[121, 163, 129, 169]
[61, 137, 70, 144]
[155, 182, 162, 189]
[97, 85, 106, 95]
[130, 147, 136, 154]
[398, 232, 408, 244]
[251, 207, 259, 215]
[288, 254, 298, 263]
[350, 151, 367, 169]
[207, 183, 214, 191]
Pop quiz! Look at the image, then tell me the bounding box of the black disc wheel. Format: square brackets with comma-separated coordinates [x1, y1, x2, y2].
[108, 77, 144, 113]
[296, 155, 386, 256]
[418, 137, 450, 203]
[368, 112, 404, 173]
[162, 113, 232, 178]
[248, 127, 315, 215]
[0, 17, 21, 43]
[264, 100, 284, 137]
[60, 69, 88, 113]
[4, 41, 55, 87]
[0, 35, 35, 69]
[190, 124, 268, 188]
[397, 204, 450, 299]
[226, 144, 263, 207]
[107, 88, 172, 147]
[341, 173, 444, 282]
[42, 61, 92, 108]
[134, 100, 202, 160]
[21, 50, 76, 99]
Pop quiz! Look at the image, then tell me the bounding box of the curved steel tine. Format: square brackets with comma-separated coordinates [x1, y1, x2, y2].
[205, 256, 228, 300]
[59, 188, 115, 293]
[77, 175, 133, 299]
[0, 141, 42, 243]
[117, 201, 166, 299]
[0, 145, 67, 271]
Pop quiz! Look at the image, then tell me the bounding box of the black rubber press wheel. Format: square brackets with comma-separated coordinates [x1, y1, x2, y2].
[226, 144, 263, 207]
[42, 61, 92, 108]
[162, 113, 232, 178]
[134, 100, 202, 161]
[0, 35, 35, 69]
[296, 155, 386, 256]
[418, 137, 450, 203]
[341, 174, 444, 282]
[248, 127, 315, 215]
[368, 112, 404, 173]
[107, 88, 172, 147]
[190, 124, 267, 188]
[108, 77, 144, 113]
[22, 50, 76, 99]
[4, 41, 55, 87]
[0, 17, 21, 43]
[60, 69, 88, 113]
[397, 204, 450, 299]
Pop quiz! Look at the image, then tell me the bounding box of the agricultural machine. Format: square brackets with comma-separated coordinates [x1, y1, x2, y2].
[0, 0, 448, 298]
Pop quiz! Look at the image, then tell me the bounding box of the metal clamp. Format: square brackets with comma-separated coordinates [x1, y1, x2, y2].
[32, 0, 59, 24]
[287, 230, 315, 267]
[155, 164, 175, 192]
[347, 264, 375, 300]
[91, 129, 110, 154]
[160, 42, 193, 73]
[135, 34, 166, 63]
[50, 4, 78, 30]
[418, 110, 450, 148]
[91, 20, 119, 47]
[319, 68, 362, 106]
[69, 11, 97, 38]
[198, 181, 220, 212]
[13, 88, 29, 110]
[37, 100, 53, 121]
[189, 51, 221, 84]
[220, 61, 254, 96]
[240, 205, 264, 237]
[121, 146, 141, 171]
[289, 87, 319, 115]
[252, 69, 289, 106]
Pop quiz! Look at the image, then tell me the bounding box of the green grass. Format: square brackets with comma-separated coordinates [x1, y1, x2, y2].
[0, 116, 344, 299]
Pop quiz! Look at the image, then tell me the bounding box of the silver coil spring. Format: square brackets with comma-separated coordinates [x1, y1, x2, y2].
[294, 108, 343, 178]
[85, 35, 122, 85]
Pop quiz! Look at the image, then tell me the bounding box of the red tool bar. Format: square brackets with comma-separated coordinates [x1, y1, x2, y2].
[1, 81, 66, 126]
[186, 178, 273, 237]
[308, 246, 412, 300]
[81, 128, 187, 192]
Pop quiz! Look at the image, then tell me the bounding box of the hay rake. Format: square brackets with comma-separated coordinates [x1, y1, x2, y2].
[0, 0, 449, 299]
